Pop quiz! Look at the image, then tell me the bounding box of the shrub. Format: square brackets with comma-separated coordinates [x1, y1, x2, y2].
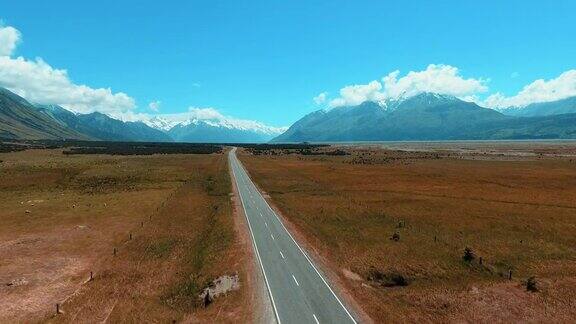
[387, 273, 409, 287]
[367, 269, 410, 287]
[391, 232, 400, 241]
[463, 247, 475, 262]
[526, 276, 538, 292]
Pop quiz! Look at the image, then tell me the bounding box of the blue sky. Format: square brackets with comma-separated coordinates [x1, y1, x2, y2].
[1, 0, 575, 127]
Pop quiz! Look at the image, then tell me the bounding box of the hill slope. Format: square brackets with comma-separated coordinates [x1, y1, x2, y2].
[36, 105, 172, 142]
[1, 87, 172, 142]
[0, 88, 91, 140]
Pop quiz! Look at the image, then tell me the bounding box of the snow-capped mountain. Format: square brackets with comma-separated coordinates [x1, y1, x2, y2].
[494, 96, 576, 117]
[143, 116, 183, 132]
[130, 112, 287, 143]
[272, 92, 576, 142]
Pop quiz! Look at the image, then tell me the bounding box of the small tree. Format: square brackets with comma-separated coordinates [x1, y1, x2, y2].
[463, 247, 475, 262]
[526, 276, 538, 292]
[391, 232, 400, 242]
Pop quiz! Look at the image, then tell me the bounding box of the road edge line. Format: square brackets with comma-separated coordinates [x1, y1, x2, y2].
[234, 150, 358, 324]
[230, 149, 282, 324]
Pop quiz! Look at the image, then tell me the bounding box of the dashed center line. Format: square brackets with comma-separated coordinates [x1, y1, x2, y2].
[292, 275, 299, 286]
[313, 314, 320, 324]
[270, 234, 275, 240]
[265, 221, 268, 228]
[280, 251, 285, 259]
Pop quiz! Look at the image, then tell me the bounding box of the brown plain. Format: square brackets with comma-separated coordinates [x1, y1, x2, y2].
[239, 144, 576, 323]
[0, 149, 250, 323]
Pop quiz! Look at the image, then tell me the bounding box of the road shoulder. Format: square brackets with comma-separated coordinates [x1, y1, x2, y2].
[236, 151, 373, 324]
[228, 151, 275, 324]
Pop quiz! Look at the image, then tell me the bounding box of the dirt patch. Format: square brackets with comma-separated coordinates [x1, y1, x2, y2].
[342, 268, 363, 281]
[199, 274, 240, 301]
[0, 149, 248, 322]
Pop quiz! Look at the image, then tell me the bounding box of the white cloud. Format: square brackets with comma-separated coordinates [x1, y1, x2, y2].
[326, 64, 488, 108]
[187, 107, 224, 120]
[483, 70, 576, 108]
[382, 64, 488, 99]
[313, 92, 327, 105]
[0, 23, 135, 114]
[0, 24, 20, 56]
[319, 65, 576, 110]
[148, 100, 161, 111]
[329, 81, 385, 108]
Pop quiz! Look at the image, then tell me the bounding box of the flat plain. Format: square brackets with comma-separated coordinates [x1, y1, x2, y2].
[239, 142, 576, 323]
[0, 147, 250, 323]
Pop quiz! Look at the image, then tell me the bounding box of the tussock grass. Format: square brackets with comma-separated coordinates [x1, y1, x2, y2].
[240, 146, 576, 322]
[0, 149, 248, 323]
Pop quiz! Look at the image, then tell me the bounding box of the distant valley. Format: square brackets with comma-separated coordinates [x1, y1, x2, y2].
[2, 87, 576, 143]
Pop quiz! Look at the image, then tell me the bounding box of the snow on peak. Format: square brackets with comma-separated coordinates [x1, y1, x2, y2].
[115, 109, 287, 135]
[144, 116, 182, 131]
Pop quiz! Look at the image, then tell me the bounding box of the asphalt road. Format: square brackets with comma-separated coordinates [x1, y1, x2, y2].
[229, 148, 358, 324]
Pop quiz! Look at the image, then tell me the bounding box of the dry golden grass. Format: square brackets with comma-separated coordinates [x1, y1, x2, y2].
[0, 149, 249, 323]
[240, 146, 576, 323]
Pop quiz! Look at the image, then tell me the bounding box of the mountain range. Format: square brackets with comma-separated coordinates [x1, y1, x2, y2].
[140, 115, 284, 143]
[2, 86, 576, 143]
[272, 93, 576, 142]
[496, 96, 576, 117]
[0, 87, 283, 143]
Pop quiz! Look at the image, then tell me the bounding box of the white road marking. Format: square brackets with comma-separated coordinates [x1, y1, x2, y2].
[271, 234, 275, 240]
[265, 221, 268, 228]
[280, 251, 285, 259]
[230, 156, 282, 324]
[313, 314, 320, 324]
[292, 274, 299, 286]
[236, 153, 357, 324]
[232, 150, 357, 324]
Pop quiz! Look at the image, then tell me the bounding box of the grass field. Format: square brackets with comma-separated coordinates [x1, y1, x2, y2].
[239, 145, 576, 322]
[0, 148, 249, 322]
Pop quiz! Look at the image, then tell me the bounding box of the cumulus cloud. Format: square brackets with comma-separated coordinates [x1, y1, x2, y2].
[324, 64, 488, 108]
[313, 92, 327, 105]
[382, 64, 488, 99]
[0, 24, 20, 56]
[329, 81, 386, 108]
[187, 107, 224, 120]
[148, 100, 161, 111]
[0, 23, 135, 114]
[483, 70, 576, 108]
